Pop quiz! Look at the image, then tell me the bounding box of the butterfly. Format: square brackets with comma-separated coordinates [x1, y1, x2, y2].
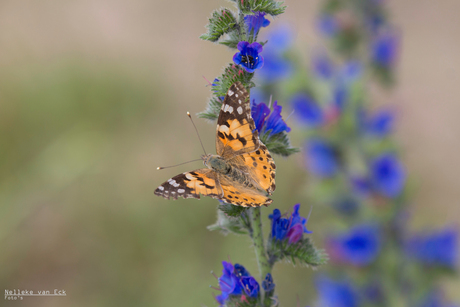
[154, 81, 276, 207]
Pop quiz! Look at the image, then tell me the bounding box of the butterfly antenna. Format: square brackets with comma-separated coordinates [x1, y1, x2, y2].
[306, 205, 313, 222]
[157, 158, 202, 170]
[187, 112, 207, 155]
[203, 75, 213, 86]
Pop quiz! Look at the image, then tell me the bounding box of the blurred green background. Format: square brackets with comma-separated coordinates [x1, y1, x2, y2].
[1, 0, 459, 306]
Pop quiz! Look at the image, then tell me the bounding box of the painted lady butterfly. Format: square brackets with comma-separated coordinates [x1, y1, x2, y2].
[154, 82, 276, 207]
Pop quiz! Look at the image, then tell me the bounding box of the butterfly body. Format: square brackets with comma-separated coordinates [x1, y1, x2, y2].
[155, 82, 276, 207]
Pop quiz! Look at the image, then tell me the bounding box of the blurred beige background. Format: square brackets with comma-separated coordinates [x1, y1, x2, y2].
[0, 0, 459, 306]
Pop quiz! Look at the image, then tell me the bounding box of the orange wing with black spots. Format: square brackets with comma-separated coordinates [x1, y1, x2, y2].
[154, 169, 222, 200]
[235, 143, 276, 195]
[216, 82, 260, 158]
[155, 81, 276, 207]
[218, 175, 272, 207]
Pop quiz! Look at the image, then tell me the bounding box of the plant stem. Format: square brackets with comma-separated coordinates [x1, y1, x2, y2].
[250, 207, 271, 305]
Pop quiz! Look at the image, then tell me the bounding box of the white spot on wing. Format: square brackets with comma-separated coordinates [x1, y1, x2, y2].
[228, 89, 234, 96]
[158, 186, 164, 191]
[238, 99, 242, 104]
[185, 173, 194, 180]
[235, 93, 239, 97]
[237, 106, 243, 114]
[223, 104, 233, 113]
[178, 189, 185, 193]
[219, 125, 229, 134]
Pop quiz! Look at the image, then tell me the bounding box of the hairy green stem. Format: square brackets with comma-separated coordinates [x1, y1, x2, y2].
[250, 207, 271, 305]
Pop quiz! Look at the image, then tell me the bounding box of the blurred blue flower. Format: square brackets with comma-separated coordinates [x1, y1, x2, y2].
[269, 204, 312, 243]
[414, 290, 458, 307]
[257, 24, 294, 82]
[264, 24, 294, 54]
[305, 138, 339, 178]
[316, 275, 359, 307]
[328, 223, 382, 266]
[406, 227, 458, 268]
[333, 85, 348, 111]
[244, 11, 270, 36]
[338, 60, 363, 82]
[241, 276, 260, 298]
[312, 53, 335, 79]
[371, 30, 399, 68]
[251, 100, 291, 136]
[350, 176, 372, 198]
[290, 93, 324, 127]
[233, 41, 264, 73]
[317, 14, 339, 37]
[370, 153, 405, 198]
[262, 273, 275, 292]
[258, 53, 293, 83]
[234, 263, 250, 278]
[364, 108, 395, 137]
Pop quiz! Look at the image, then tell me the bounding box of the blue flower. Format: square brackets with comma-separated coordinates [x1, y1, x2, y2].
[317, 15, 339, 37]
[218, 261, 243, 297]
[364, 108, 394, 137]
[258, 52, 293, 83]
[263, 24, 294, 54]
[265, 101, 291, 135]
[269, 204, 312, 243]
[244, 11, 270, 36]
[315, 275, 359, 307]
[328, 223, 382, 266]
[251, 100, 291, 136]
[290, 93, 324, 127]
[370, 153, 405, 198]
[241, 276, 260, 298]
[413, 290, 458, 307]
[371, 30, 399, 68]
[269, 209, 290, 240]
[256, 25, 294, 82]
[233, 41, 264, 73]
[262, 273, 275, 292]
[405, 227, 458, 268]
[305, 138, 339, 178]
[333, 85, 348, 111]
[312, 53, 335, 79]
[215, 262, 261, 305]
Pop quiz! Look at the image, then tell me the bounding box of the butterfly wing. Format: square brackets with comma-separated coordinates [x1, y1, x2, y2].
[218, 174, 273, 207]
[230, 143, 276, 195]
[154, 169, 222, 200]
[216, 82, 260, 158]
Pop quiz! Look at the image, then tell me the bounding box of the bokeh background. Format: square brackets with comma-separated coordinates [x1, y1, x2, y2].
[1, 0, 459, 306]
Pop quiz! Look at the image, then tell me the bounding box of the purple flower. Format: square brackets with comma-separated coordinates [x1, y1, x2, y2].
[262, 273, 275, 292]
[290, 93, 324, 127]
[233, 41, 264, 73]
[305, 138, 339, 178]
[370, 153, 405, 198]
[251, 100, 291, 136]
[269, 204, 312, 242]
[328, 223, 382, 266]
[371, 30, 399, 68]
[315, 275, 359, 307]
[241, 276, 260, 298]
[244, 11, 270, 36]
[405, 227, 458, 268]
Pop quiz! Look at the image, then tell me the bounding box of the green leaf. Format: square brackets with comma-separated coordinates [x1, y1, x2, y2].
[268, 237, 329, 268]
[200, 8, 237, 42]
[198, 64, 255, 120]
[240, 0, 287, 16]
[207, 206, 250, 235]
[197, 96, 222, 121]
[260, 131, 300, 157]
